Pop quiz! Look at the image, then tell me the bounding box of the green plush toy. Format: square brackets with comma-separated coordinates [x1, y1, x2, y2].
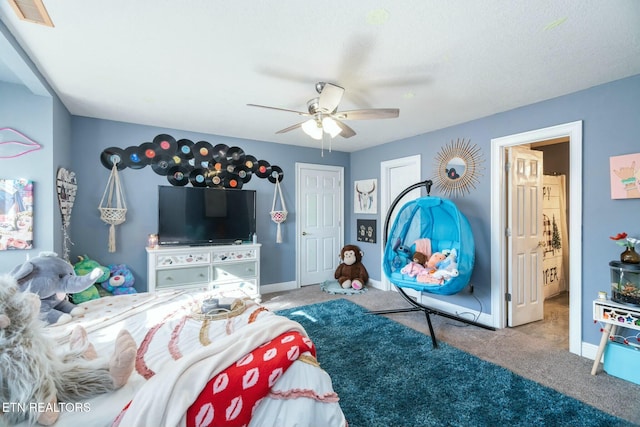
[71, 255, 111, 303]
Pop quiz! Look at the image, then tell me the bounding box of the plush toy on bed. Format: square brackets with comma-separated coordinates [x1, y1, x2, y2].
[101, 264, 137, 295]
[10, 252, 103, 325]
[0, 274, 137, 426]
[334, 244, 369, 290]
[71, 255, 111, 303]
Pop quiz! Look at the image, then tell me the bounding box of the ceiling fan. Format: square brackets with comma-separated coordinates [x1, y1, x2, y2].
[247, 82, 399, 141]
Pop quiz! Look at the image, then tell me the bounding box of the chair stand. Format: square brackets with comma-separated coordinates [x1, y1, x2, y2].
[368, 286, 495, 349]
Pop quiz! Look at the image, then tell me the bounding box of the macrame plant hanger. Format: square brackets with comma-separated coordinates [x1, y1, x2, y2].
[270, 179, 287, 243]
[99, 160, 127, 252]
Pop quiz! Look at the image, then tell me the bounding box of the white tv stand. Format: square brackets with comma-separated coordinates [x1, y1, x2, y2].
[146, 243, 261, 302]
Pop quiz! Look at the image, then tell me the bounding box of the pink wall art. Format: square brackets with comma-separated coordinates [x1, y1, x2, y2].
[610, 152, 640, 200]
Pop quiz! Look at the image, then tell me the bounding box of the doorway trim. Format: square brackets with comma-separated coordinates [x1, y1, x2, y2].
[379, 155, 422, 291]
[490, 120, 583, 355]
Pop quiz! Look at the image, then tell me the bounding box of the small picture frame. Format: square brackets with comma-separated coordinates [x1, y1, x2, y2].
[0, 178, 34, 250]
[354, 179, 377, 214]
[357, 219, 376, 243]
[610, 153, 640, 199]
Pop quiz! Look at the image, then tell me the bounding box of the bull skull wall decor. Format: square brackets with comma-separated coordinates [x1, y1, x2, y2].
[354, 179, 377, 214]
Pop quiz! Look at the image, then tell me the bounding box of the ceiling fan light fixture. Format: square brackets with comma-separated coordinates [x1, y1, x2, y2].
[322, 117, 342, 138]
[302, 119, 323, 140]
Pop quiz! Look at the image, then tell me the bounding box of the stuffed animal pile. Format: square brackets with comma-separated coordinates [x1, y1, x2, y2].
[0, 274, 136, 425]
[392, 238, 459, 285]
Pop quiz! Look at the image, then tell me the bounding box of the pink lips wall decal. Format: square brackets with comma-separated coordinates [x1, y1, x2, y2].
[0, 128, 42, 158]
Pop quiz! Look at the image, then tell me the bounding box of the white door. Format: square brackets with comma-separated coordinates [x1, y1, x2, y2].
[296, 163, 344, 286]
[380, 155, 421, 291]
[507, 146, 544, 327]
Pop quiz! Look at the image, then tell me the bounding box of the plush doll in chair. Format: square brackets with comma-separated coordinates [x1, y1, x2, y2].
[10, 252, 104, 325]
[334, 244, 369, 290]
[0, 274, 137, 426]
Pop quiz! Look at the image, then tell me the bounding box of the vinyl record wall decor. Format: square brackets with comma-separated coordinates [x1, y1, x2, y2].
[99, 134, 284, 189]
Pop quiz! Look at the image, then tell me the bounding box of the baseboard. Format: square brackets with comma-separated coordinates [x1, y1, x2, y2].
[416, 293, 494, 326]
[261, 281, 297, 294]
[366, 278, 383, 290]
[582, 342, 599, 361]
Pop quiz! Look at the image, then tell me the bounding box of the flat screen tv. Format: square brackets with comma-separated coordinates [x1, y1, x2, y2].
[157, 186, 256, 246]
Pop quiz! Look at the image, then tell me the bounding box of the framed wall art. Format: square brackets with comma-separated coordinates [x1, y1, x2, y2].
[0, 178, 34, 250]
[610, 152, 640, 199]
[357, 219, 376, 243]
[354, 179, 377, 214]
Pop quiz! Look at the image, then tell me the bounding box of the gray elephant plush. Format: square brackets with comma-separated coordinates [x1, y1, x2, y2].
[10, 252, 102, 325]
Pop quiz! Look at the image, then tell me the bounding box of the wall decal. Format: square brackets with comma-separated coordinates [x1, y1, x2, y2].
[0, 128, 42, 158]
[100, 134, 284, 189]
[0, 178, 33, 250]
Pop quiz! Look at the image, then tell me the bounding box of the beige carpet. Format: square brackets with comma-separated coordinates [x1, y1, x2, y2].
[262, 285, 640, 425]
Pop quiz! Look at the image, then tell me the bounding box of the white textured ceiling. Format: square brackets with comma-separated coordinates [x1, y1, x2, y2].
[1, 1, 639, 152]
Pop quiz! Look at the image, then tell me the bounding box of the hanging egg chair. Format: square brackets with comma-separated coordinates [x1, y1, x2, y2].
[371, 180, 494, 348]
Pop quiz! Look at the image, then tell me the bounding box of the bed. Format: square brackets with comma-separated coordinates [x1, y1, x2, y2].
[18, 288, 346, 427]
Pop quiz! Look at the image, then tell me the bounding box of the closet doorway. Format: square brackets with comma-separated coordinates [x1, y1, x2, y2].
[490, 121, 583, 356]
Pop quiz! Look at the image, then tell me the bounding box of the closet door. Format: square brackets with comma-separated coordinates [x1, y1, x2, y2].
[296, 163, 344, 286]
[507, 146, 544, 327]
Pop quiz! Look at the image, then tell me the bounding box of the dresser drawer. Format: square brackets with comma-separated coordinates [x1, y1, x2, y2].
[156, 266, 210, 289]
[213, 261, 257, 282]
[156, 251, 210, 267]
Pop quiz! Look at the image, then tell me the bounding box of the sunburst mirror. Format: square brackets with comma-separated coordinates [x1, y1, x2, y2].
[433, 138, 484, 197]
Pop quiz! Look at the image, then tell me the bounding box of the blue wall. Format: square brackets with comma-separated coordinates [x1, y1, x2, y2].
[0, 82, 54, 269]
[69, 117, 350, 288]
[1, 19, 71, 270]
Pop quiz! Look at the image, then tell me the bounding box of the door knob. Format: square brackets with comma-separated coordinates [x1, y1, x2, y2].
[302, 231, 308, 236]
[537, 241, 546, 248]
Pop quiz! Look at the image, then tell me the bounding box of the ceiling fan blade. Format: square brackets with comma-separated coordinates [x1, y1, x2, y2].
[275, 122, 305, 134]
[334, 119, 356, 138]
[247, 104, 309, 116]
[318, 83, 344, 113]
[333, 108, 399, 120]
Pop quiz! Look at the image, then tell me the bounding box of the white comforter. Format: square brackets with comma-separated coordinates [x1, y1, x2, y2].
[23, 290, 346, 427]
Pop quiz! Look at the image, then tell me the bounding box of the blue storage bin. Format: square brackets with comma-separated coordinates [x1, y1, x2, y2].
[603, 341, 640, 385]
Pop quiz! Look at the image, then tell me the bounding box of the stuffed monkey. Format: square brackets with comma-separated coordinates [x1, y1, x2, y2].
[334, 244, 369, 290]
